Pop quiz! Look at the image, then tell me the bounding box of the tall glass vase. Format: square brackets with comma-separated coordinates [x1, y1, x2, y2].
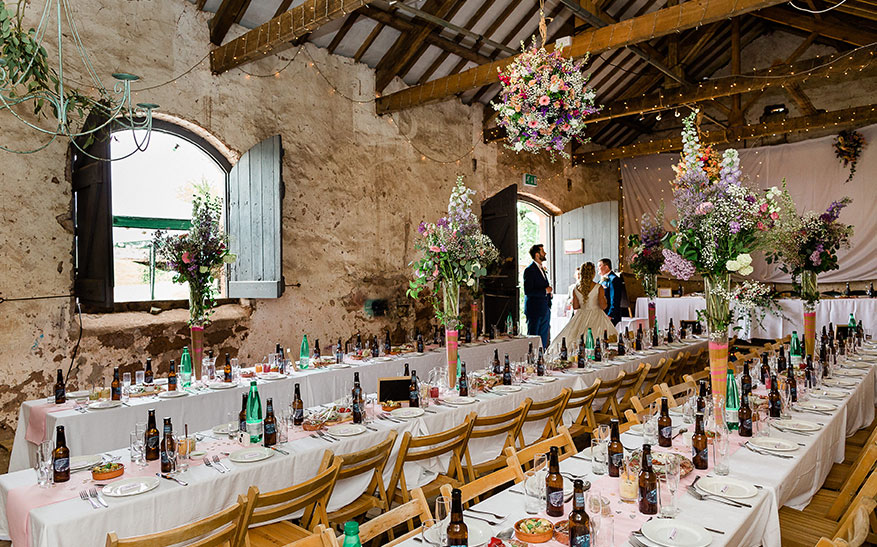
[190, 326, 205, 380]
[188, 284, 208, 381]
[442, 281, 461, 388]
[703, 273, 731, 400]
[643, 274, 658, 328]
[801, 270, 818, 358]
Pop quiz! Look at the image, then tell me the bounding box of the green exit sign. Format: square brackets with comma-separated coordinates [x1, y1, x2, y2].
[523, 173, 537, 187]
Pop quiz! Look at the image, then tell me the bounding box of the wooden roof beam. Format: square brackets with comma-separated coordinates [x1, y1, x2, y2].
[210, 0, 372, 74]
[752, 6, 877, 46]
[577, 44, 876, 124]
[572, 104, 877, 164]
[375, 0, 790, 114]
[209, 0, 253, 45]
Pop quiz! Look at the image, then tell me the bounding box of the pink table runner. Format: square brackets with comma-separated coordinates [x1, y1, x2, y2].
[24, 403, 75, 445]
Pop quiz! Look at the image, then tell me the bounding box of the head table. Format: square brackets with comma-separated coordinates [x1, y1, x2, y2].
[0, 339, 711, 546]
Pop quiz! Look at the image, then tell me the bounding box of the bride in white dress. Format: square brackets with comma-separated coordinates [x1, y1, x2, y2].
[548, 262, 618, 354]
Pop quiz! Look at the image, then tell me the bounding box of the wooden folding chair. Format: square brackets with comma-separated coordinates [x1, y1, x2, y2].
[244, 454, 343, 546]
[505, 425, 578, 473]
[516, 388, 572, 449]
[662, 352, 688, 386]
[564, 379, 602, 439]
[440, 463, 523, 509]
[387, 413, 475, 504]
[640, 357, 672, 395]
[824, 426, 877, 491]
[353, 487, 432, 547]
[805, 437, 877, 519]
[107, 493, 252, 547]
[656, 380, 697, 408]
[464, 400, 531, 480]
[816, 496, 877, 547]
[682, 367, 710, 387]
[327, 431, 397, 528]
[592, 371, 625, 423]
[280, 526, 340, 547]
[630, 389, 665, 414]
[615, 363, 650, 416]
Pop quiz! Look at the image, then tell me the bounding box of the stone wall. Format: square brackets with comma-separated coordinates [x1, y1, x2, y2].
[0, 0, 619, 432]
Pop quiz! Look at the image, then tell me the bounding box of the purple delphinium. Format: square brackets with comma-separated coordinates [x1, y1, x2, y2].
[729, 221, 741, 234]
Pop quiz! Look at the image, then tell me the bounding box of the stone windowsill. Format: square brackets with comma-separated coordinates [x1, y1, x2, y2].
[82, 303, 251, 335]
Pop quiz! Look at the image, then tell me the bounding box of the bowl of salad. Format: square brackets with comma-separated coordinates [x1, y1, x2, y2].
[91, 462, 124, 480]
[514, 518, 554, 543]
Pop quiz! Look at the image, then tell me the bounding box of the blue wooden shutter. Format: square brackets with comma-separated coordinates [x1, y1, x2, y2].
[552, 201, 619, 293]
[226, 135, 283, 298]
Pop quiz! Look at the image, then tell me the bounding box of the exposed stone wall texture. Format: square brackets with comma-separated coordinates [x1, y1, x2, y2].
[0, 0, 619, 432]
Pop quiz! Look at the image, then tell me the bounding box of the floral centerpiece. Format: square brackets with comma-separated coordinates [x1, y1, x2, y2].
[765, 192, 854, 356]
[153, 191, 235, 376]
[408, 177, 500, 386]
[833, 130, 866, 183]
[628, 205, 667, 327]
[492, 41, 600, 159]
[732, 281, 785, 338]
[661, 112, 781, 397]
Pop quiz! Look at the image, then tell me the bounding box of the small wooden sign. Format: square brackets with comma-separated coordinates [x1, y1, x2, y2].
[378, 377, 411, 403]
[657, 288, 672, 297]
[563, 239, 584, 254]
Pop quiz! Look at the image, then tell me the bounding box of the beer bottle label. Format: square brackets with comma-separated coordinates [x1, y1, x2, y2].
[147, 435, 159, 450]
[610, 452, 623, 468]
[55, 387, 65, 401]
[264, 422, 276, 436]
[548, 490, 565, 507]
[645, 487, 658, 504]
[741, 418, 752, 431]
[294, 408, 304, 421]
[112, 386, 121, 399]
[694, 447, 709, 463]
[169, 377, 177, 388]
[53, 457, 69, 472]
[352, 401, 360, 415]
[161, 450, 169, 464]
[660, 426, 673, 439]
[790, 386, 797, 401]
[575, 493, 585, 506]
[571, 533, 591, 547]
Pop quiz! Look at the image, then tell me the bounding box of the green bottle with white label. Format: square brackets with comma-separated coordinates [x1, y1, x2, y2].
[585, 328, 595, 360]
[180, 346, 193, 387]
[789, 331, 803, 368]
[245, 380, 263, 443]
[725, 368, 739, 431]
[299, 335, 310, 369]
[341, 521, 361, 547]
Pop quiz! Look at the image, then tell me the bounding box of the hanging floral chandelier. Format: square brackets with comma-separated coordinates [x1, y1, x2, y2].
[0, 0, 158, 159]
[491, 3, 600, 159]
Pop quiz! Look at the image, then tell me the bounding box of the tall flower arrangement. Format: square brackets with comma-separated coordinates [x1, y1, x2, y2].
[408, 177, 500, 386]
[765, 192, 854, 356]
[153, 191, 236, 327]
[492, 42, 600, 159]
[662, 112, 781, 396]
[628, 205, 666, 327]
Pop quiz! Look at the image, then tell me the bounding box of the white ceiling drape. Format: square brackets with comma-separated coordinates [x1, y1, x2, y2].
[621, 123, 877, 283]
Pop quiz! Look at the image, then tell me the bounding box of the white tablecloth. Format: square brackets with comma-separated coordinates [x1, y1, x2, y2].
[635, 296, 877, 339]
[0, 341, 710, 546]
[9, 337, 540, 472]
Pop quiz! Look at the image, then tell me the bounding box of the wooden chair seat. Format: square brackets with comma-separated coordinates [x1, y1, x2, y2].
[564, 379, 601, 440]
[279, 526, 339, 547]
[825, 463, 854, 491]
[327, 431, 397, 527]
[779, 507, 841, 546]
[516, 389, 572, 449]
[505, 426, 578, 473]
[630, 388, 664, 414]
[464, 401, 530, 480]
[656, 380, 697, 408]
[250, 521, 313, 547]
[352, 487, 431, 547]
[592, 371, 625, 423]
[615, 363, 650, 416]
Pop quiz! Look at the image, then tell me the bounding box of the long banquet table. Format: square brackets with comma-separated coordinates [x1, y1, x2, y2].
[0, 340, 708, 546]
[10, 337, 542, 472]
[635, 296, 877, 339]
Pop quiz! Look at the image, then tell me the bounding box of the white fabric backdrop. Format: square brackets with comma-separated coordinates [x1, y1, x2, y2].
[621, 123, 877, 283]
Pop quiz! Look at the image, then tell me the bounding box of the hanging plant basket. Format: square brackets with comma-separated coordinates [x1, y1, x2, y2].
[491, 37, 600, 159]
[833, 129, 866, 183]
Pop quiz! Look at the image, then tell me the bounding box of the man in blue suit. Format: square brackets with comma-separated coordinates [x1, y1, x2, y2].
[523, 244, 552, 348]
[599, 257, 629, 326]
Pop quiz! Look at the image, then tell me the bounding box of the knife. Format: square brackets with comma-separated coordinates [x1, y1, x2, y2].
[269, 446, 289, 455]
[156, 472, 188, 486]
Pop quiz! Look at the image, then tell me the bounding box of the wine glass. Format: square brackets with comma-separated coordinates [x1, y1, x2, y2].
[585, 488, 603, 542]
[134, 422, 147, 466]
[421, 519, 441, 546]
[524, 453, 547, 514]
[35, 440, 53, 488]
[434, 496, 450, 544]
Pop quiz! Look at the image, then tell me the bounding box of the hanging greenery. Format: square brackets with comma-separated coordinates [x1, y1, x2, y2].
[833, 129, 866, 183]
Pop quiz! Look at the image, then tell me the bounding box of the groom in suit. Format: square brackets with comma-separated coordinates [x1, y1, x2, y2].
[523, 244, 552, 348]
[598, 258, 629, 326]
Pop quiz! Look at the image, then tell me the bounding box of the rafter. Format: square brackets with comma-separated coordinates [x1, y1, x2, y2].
[376, 0, 789, 114]
[327, 13, 360, 54]
[209, 0, 253, 45]
[574, 104, 877, 164]
[354, 20, 384, 62]
[575, 45, 876, 125]
[742, 31, 818, 115]
[393, 0, 469, 82]
[415, 0, 498, 85]
[752, 6, 877, 46]
[210, 0, 372, 74]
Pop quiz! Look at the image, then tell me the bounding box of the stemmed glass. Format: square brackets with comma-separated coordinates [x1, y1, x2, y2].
[35, 440, 53, 488]
[122, 372, 131, 402]
[434, 497, 449, 545]
[134, 422, 147, 467]
[585, 488, 603, 544]
[660, 458, 681, 517]
[421, 519, 441, 546]
[525, 453, 547, 513]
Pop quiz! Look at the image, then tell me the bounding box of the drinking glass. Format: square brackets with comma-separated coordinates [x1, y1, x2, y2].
[230, 358, 241, 383]
[643, 404, 659, 446]
[659, 458, 681, 517]
[434, 496, 450, 544]
[586, 488, 603, 543]
[134, 422, 147, 466]
[135, 370, 145, 386]
[227, 411, 240, 437]
[595, 424, 610, 444]
[176, 436, 191, 472]
[129, 431, 141, 463]
[591, 438, 607, 475]
[167, 435, 178, 473]
[35, 440, 53, 488]
[682, 395, 695, 424]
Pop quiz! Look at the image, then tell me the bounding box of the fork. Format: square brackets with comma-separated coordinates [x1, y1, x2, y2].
[213, 455, 230, 472]
[464, 507, 507, 520]
[686, 486, 745, 507]
[462, 511, 503, 526]
[203, 456, 223, 473]
[80, 490, 99, 509]
[89, 487, 108, 508]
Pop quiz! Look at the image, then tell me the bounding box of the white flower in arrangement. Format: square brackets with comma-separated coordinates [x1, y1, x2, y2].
[726, 253, 753, 276]
[467, 278, 475, 286]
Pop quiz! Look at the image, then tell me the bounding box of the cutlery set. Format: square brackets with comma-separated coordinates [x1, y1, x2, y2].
[79, 488, 108, 509]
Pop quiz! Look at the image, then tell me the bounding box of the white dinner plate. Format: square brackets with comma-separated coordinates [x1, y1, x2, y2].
[797, 401, 838, 412]
[158, 390, 188, 398]
[846, 362, 873, 369]
[774, 419, 822, 432]
[212, 424, 235, 435]
[229, 447, 273, 463]
[608, 359, 626, 365]
[327, 423, 366, 437]
[748, 437, 798, 452]
[444, 396, 476, 405]
[391, 407, 425, 419]
[697, 476, 758, 499]
[259, 372, 286, 380]
[88, 400, 121, 410]
[824, 378, 856, 388]
[835, 369, 866, 377]
[491, 385, 522, 393]
[529, 376, 556, 384]
[70, 454, 103, 470]
[69, 390, 89, 399]
[208, 382, 238, 390]
[811, 389, 848, 399]
[565, 368, 590, 374]
[627, 424, 644, 435]
[102, 477, 160, 497]
[378, 357, 394, 362]
[669, 406, 684, 416]
[424, 518, 493, 547]
[641, 518, 711, 547]
[330, 363, 352, 369]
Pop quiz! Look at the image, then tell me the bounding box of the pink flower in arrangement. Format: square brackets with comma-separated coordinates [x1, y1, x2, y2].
[759, 202, 769, 213]
[757, 221, 766, 230]
[770, 211, 779, 220]
[561, 123, 571, 131]
[694, 202, 714, 215]
[539, 95, 551, 106]
[528, 120, 539, 128]
[429, 245, 442, 252]
[182, 252, 192, 263]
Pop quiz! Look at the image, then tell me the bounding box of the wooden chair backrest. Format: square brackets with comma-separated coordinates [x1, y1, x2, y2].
[439, 464, 522, 508]
[518, 388, 572, 447]
[387, 413, 475, 503]
[616, 363, 650, 411]
[247, 456, 342, 530]
[106, 494, 251, 547]
[682, 367, 710, 386]
[630, 389, 665, 414]
[664, 352, 690, 385]
[565, 379, 602, 430]
[282, 526, 339, 547]
[505, 425, 577, 472]
[594, 371, 625, 417]
[641, 358, 671, 394]
[833, 496, 877, 546]
[356, 488, 432, 547]
[465, 400, 531, 478]
[829, 437, 877, 520]
[656, 380, 697, 408]
[833, 466, 877, 534]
